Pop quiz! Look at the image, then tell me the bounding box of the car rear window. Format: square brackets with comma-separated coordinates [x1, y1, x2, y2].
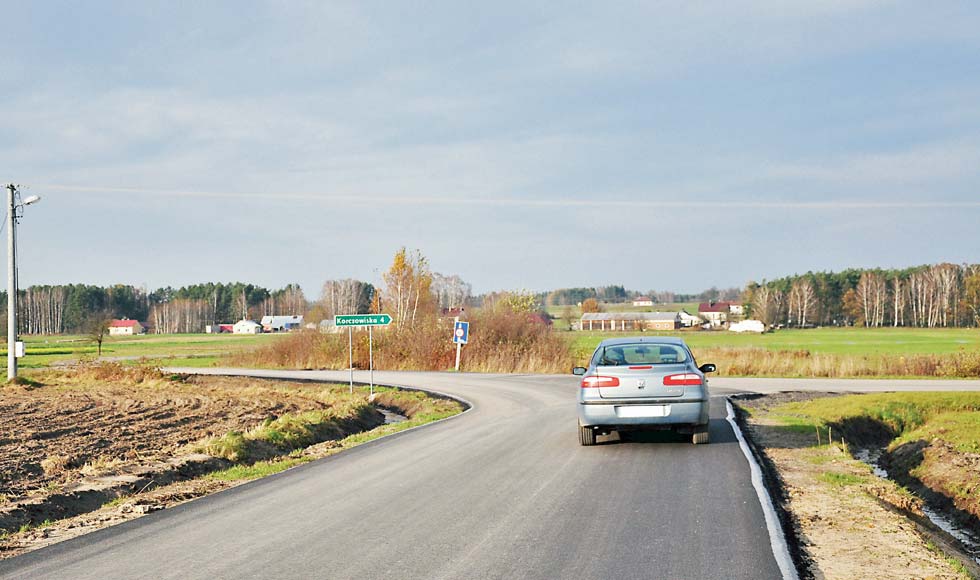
[597, 344, 689, 365]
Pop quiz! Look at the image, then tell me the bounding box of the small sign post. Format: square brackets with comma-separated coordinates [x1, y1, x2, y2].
[335, 314, 392, 396]
[452, 319, 469, 372]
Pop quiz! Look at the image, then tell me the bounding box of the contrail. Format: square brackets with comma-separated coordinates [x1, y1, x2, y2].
[36, 183, 980, 209]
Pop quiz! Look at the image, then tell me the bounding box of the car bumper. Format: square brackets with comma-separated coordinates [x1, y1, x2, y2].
[578, 398, 709, 428]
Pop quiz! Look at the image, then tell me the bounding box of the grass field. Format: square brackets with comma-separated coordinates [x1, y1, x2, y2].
[7, 333, 290, 369]
[565, 327, 980, 378]
[7, 326, 980, 379]
[565, 327, 980, 359]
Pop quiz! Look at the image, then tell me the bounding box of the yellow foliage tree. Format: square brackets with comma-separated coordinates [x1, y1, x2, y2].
[381, 247, 436, 324]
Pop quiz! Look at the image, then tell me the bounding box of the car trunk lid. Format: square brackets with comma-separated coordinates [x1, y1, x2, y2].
[594, 364, 690, 399]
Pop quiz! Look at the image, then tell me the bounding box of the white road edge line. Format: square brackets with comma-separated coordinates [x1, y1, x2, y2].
[726, 399, 800, 580]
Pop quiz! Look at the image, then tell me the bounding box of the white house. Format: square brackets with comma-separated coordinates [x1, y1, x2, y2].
[108, 319, 145, 336]
[698, 301, 743, 328]
[632, 296, 654, 307]
[233, 320, 263, 334]
[261, 315, 304, 332]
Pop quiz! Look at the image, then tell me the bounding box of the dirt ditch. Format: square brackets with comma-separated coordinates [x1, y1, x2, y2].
[0, 366, 458, 559]
[733, 392, 980, 580]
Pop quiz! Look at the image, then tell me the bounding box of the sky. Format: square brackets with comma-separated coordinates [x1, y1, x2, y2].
[3, 1, 979, 297]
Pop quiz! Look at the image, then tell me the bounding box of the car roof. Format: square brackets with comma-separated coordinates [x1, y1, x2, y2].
[595, 336, 688, 347]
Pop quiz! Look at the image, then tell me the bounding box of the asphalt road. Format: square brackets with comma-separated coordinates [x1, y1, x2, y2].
[5, 370, 978, 580]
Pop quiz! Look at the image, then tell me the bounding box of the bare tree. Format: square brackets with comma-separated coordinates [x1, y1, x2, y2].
[964, 270, 980, 327]
[855, 272, 887, 327]
[149, 299, 209, 333]
[321, 279, 373, 318]
[262, 285, 307, 317]
[933, 263, 960, 328]
[431, 273, 471, 310]
[86, 314, 113, 357]
[891, 276, 906, 327]
[236, 289, 248, 321]
[788, 279, 817, 327]
[751, 285, 782, 326]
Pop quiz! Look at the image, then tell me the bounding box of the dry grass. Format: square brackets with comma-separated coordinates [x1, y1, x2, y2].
[80, 457, 126, 477]
[697, 347, 980, 378]
[39, 455, 72, 477]
[231, 310, 575, 374]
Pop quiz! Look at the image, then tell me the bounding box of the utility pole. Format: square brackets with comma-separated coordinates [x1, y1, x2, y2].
[7, 184, 17, 380]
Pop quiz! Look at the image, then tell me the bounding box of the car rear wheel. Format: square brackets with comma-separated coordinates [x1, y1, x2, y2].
[579, 424, 596, 446]
[692, 428, 710, 445]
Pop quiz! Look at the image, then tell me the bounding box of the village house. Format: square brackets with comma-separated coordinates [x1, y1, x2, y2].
[108, 319, 146, 336]
[632, 296, 654, 307]
[698, 301, 743, 328]
[260, 315, 304, 332]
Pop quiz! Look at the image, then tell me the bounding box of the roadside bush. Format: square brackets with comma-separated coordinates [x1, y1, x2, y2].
[230, 308, 574, 374]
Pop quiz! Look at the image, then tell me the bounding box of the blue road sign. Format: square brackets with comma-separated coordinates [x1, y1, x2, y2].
[453, 321, 470, 344]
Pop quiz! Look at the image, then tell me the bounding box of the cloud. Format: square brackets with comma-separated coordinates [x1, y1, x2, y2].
[35, 183, 980, 210]
[762, 139, 980, 190]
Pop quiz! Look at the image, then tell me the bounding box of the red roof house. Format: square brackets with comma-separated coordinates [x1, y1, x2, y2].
[108, 319, 146, 336]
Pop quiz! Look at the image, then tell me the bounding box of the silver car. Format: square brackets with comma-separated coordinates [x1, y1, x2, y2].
[574, 337, 715, 446]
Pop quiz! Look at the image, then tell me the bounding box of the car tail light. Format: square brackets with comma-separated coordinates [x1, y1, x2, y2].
[628, 365, 653, 370]
[581, 376, 620, 388]
[663, 373, 702, 386]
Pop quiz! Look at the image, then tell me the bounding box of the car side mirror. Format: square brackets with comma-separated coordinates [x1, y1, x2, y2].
[699, 363, 716, 374]
[572, 367, 587, 376]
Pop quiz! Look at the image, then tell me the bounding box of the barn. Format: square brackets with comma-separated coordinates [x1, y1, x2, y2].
[579, 312, 681, 332]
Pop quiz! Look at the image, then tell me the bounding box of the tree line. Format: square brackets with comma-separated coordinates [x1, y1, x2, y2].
[12, 259, 980, 335]
[2, 282, 301, 334]
[543, 285, 742, 306]
[744, 263, 980, 328]
[6, 249, 475, 334]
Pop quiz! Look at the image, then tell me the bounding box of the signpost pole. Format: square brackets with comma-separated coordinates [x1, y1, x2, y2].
[454, 317, 461, 372]
[334, 314, 390, 398]
[369, 326, 374, 397]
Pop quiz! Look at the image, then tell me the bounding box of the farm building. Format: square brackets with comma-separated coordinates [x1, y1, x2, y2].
[632, 296, 654, 307]
[698, 301, 743, 328]
[260, 315, 304, 332]
[205, 324, 236, 334]
[677, 310, 704, 327]
[233, 320, 263, 334]
[108, 319, 146, 336]
[580, 312, 680, 332]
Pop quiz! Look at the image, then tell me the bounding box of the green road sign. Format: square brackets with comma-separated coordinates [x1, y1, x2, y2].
[334, 314, 392, 327]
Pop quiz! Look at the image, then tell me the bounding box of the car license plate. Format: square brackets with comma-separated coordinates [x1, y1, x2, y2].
[617, 405, 670, 418]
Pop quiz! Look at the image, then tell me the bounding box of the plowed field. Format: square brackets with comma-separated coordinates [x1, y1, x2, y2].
[0, 368, 341, 502]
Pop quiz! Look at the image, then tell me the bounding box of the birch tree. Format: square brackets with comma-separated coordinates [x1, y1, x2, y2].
[855, 272, 887, 327]
[321, 279, 373, 317]
[891, 277, 906, 327]
[381, 248, 435, 324]
[788, 279, 817, 327]
[431, 273, 471, 310]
